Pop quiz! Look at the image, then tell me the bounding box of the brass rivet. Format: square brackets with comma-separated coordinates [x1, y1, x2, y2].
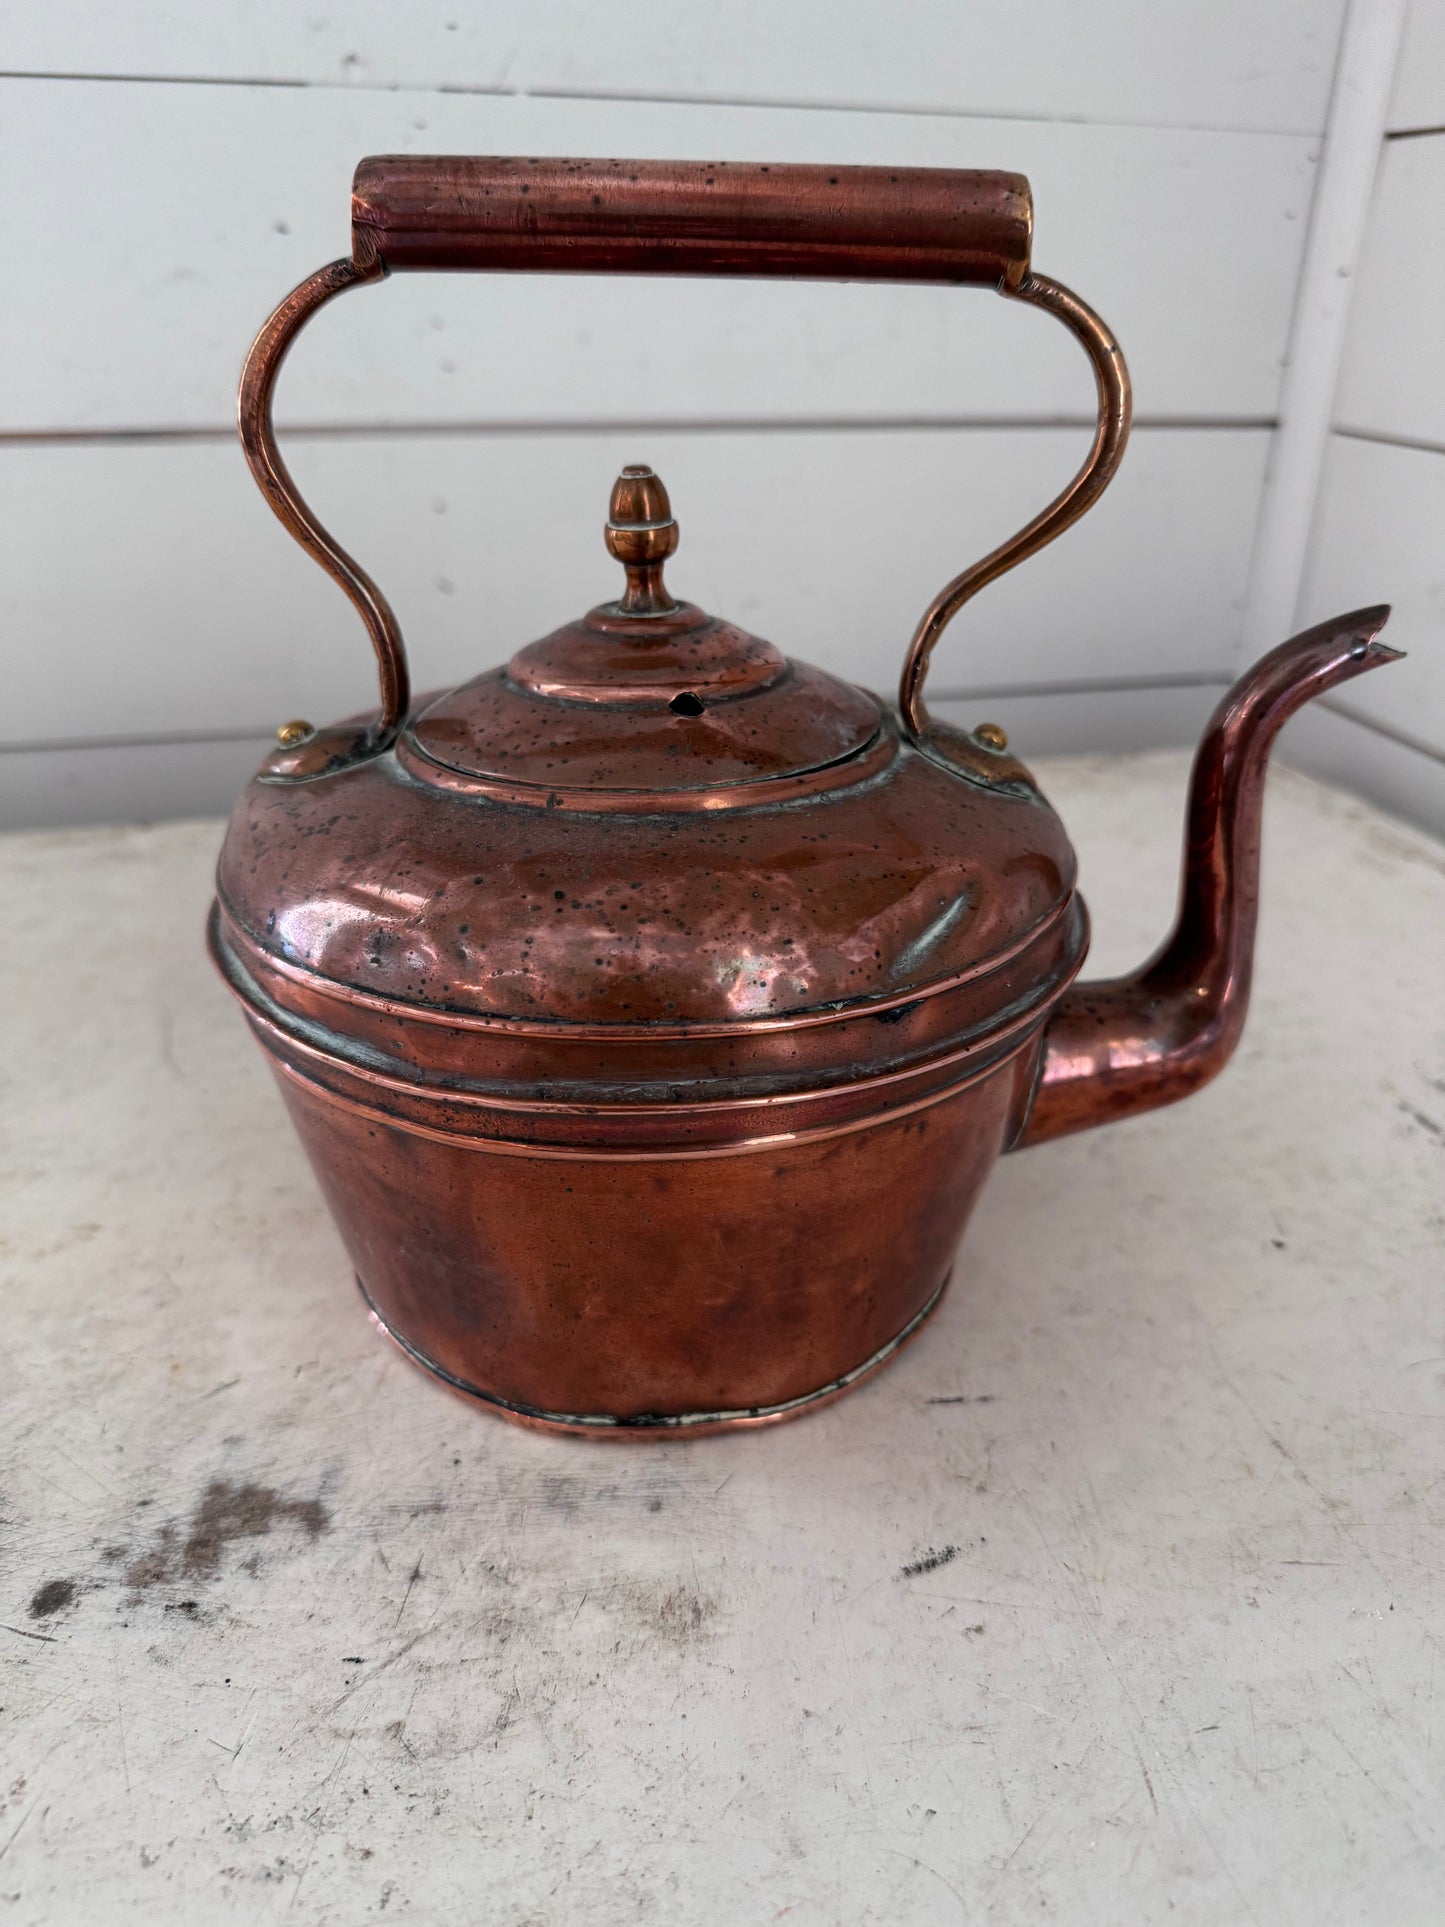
[276, 719, 314, 747]
[975, 722, 1008, 751]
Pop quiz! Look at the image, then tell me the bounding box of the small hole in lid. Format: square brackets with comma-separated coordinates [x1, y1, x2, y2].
[670, 691, 706, 716]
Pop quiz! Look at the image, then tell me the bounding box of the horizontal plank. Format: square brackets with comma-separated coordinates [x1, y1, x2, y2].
[0, 81, 1316, 433]
[1, 686, 1229, 832]
[1334, 134, 1445, 446]
[934, 680, 1224, 758]
[0, 424, 1268, 749]
[1282, 704, 1445, 839]
[0, 734, 272, 832]
[2, 0, 1347, 134]
[1389, 0, 1445, 129]
[1296, 433, 1445, 758]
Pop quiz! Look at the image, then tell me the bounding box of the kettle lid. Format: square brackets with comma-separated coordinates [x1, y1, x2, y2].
[401, 466, 883, 807]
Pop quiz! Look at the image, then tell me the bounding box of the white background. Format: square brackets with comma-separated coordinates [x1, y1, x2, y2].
[1, 0, 1440, 833]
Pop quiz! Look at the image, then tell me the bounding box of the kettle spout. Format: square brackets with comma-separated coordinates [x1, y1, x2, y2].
[1015, 607, 1401, 1149]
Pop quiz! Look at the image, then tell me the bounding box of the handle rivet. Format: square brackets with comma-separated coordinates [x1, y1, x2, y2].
[975, 722, 1008, 751]
[276, 719, 315, 747]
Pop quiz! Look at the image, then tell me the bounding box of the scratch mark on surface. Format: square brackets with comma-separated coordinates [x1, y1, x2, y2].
[994, 1797, 1050, 1879]
[1327, 1679, 1445, 1848]
[494, 1679, 522, 1734]
[1, 1621, 59, 1644]
[1130, 1734, 1159, 1815]
[1430, 1647, 1436, 1755]
[877, 1845, 967, 1912]
[113, 1644, 132, 1802]
[1323, 1717, 1444, 1852]
[889, 891, 973, 980]
[394, 1558, 422, 1628]
[831, 1588, 877, 1817]
[917, 1591, 1099, 1618]
[321, 1633, 429, 1718]
[285, 1724, 355, 1917]
[0, 1800, 39, 1865]
[49, 1440, 117, 1498]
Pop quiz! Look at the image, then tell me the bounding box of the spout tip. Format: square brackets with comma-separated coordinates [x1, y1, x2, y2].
[1343, 604, 1404, 667]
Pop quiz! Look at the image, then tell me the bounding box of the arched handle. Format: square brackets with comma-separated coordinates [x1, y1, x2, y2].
[239, 250, 405, 755]
[238, 156, 1130, 761]
[897, 274, 1131, 738]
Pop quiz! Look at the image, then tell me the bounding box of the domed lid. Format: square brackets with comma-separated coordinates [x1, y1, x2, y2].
[399, 466, 884, 806]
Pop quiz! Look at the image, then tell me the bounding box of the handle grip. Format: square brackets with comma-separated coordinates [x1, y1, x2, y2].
[240, 155, 1130, 766]
[351, 156, 1034, 287]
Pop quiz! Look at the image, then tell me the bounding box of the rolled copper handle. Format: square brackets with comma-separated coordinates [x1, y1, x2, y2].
[351, 156, 1032, 285]
[239, 155, 1130, 752]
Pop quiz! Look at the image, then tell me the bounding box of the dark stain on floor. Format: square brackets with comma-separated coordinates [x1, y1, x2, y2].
[644, 1584, 717, 1651]
[28, 1577, 77, 1619]
[899, 1545, 959, 1578]
[126, 1479, 330, 1591]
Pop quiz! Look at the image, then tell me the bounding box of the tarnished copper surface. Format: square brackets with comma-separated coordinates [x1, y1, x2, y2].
[350, 156, 1034, 286]
[1018, 607, 1402, 1145]
[359, 1274, 954, 1439]
[214, 154, 1403, 1435]
[237, 252, 397, 762]
[410, 466, 882, 796]
[238, 158, 1127, 770]
[897, 272, 1131, 741]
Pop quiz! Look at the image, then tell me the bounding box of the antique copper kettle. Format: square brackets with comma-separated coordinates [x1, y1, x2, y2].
[211, 157, 1399, 1434]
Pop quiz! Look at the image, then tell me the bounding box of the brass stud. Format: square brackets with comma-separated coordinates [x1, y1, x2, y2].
[974, 722, 1008, 751]
[276, 719, 314, 747]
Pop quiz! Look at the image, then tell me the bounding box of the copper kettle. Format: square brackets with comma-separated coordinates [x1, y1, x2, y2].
[211, 157, 1399, 1435]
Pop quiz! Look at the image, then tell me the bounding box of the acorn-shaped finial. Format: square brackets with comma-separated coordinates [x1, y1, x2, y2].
[605, 464, 679, 615]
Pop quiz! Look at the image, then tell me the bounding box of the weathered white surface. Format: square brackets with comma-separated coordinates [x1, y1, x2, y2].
[1286, 699, 1445, 846]
[1286, 7, 1445, 842]
[1235, 0, 1407, 665]
[1390, 0, 1445, 127]
[0, 57, 1325, 829]
[1335, 134, 1445, 451]
[0, 81, 1316, 434]
[1298, 435, 1445, 757]
[3, 0, 1348, 134]
[2, 754, 1442, 1924]
[0, 425, 1268, 752]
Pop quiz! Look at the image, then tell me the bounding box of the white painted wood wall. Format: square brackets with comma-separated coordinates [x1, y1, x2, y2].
[1288, 0, 1445, 833]
[0, 0, 1436, 835]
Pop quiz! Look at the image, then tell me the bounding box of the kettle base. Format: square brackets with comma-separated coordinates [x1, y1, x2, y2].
[356, 1269, 951, 1440]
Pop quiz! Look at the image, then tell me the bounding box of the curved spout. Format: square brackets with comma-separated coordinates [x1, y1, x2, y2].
[1015, 607, 1401, 1148]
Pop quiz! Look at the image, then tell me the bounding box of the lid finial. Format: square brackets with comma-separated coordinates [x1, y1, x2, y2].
[605, 465, 679, 616]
